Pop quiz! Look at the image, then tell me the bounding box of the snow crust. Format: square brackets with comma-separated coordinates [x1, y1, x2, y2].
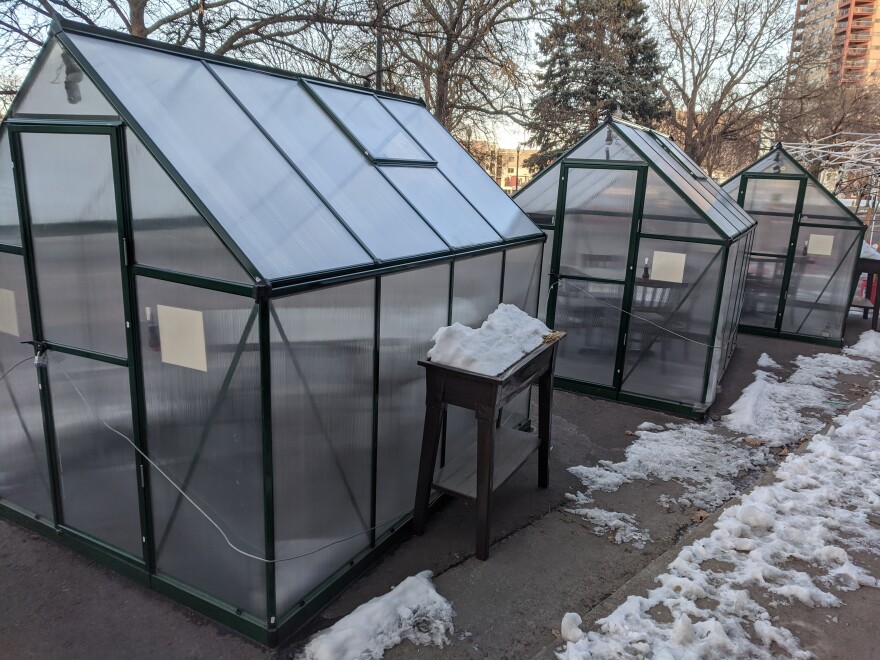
[560, 393, 880, 659]
[427, 303, 550, 376]
[756, 353, 780, 369]
[301, 571, 454, 660]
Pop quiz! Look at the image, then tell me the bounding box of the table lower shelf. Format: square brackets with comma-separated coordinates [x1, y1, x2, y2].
[432, 426, 541, 500]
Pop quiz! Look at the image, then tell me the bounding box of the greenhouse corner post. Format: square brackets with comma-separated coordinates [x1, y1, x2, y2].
[370, 276, 381, 548]
[7, 125, 64, 528]
[699, 244, 729, 407]
[258, 284, 278, 634]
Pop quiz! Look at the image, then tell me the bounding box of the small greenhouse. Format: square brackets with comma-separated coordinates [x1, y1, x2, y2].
[514, 118, 756, 416]
[722, 146, 866, 345]
[0, 19, 544, 644]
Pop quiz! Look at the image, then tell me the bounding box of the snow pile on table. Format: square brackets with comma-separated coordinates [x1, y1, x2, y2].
[427, 303, 550, 376]
[756, 352, 780, 369]
[861, 240, 880, 260]
[562, 501, 650, 548]
[301, 571, 454, 660]
[559, 393, 880, 659]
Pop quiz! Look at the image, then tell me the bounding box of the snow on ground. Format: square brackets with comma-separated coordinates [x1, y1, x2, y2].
[563, 500, 651, 549]
[566, 331, 880, 545]
[558, 391, 880, 659]
[300, 571, 454, 660]
[756, 353, 780, 369]
[427, 304, 550, 376]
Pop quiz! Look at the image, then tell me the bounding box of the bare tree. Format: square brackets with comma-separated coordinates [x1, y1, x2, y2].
[652, 0, 793, 175]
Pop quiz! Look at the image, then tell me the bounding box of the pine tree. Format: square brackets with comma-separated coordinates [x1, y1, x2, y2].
[526, 0, 664, 169]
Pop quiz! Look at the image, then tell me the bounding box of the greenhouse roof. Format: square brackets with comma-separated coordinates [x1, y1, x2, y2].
[513, 117, 756, 241]
[721, 144, 864, 228]
[16, 19, 540, 285]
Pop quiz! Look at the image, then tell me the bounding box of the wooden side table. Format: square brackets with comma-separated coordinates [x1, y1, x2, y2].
[412, 333, 564, 560]
[857, 256, 880, 331]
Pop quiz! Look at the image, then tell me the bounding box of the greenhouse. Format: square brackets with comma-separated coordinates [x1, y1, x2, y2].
[722, 146, 866, 345]
[0, 19, 544, 644]
[514, 118, 756, 416]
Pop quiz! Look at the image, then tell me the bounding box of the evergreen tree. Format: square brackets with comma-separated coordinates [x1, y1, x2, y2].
[526, 0, 664, 169]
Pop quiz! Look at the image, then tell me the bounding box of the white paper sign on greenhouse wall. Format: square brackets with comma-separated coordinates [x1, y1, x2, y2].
[0, 288, 19, 337]
[807, 234, 834, 256]
[157, 304, 208, 372]
[651, 251, 687, 284]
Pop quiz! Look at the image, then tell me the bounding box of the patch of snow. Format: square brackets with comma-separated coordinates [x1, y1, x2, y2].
[756, 353, 780, 369]
[301, 571, 454, 660]
[568, 424, 768, 511]
[861, 240, 880, 260]
[427, 304, 550, 376]
[560, 613, 584, 643]
[564, 498, 651, 548]
[558, 393, 880, 660]
[724, 351, 872, 446]
[845, 330, 880, 361]
[637, 421, 664, 431]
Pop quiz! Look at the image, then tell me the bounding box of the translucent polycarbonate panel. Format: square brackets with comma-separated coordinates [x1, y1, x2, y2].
[381, 98, 539, 239]
[781, 228, 861, 339]
[0, 253, 51, 519]
[0, 129, 21, 245]
[538, 229, 554, 321]
[560, 167, 637, 280]
[553, 279, 624, 386]
[514, 163, 560, 225]
[707, 242, 740, 405]
[452, 252, 503, 327]
[800, 180, 859, 225]
[71, 34, 370, 280]
[309, 83, 431, 162]
[211, 66, 447, 261]
[126, 132, 251, 283]
[21, 132, 127, 357]
[569, 127, 643, 161]
[272, 280, 374, 613]
[48, 354, 141, 556]
[614, 124, 743, 238]
[381, 166, 500, 247]
[744, 178, 801, 256]
[376, 265, 449, 537]
[14, 39, 117, 117]
[721, 175, 741, 198]
[502, 243, 542, 316]
[138, 278, 265, 617]
[640, 169, 718, 239]
[447, 252, 503, 462]
[741, 255, 786, 328]
[622, 240, 723, 405]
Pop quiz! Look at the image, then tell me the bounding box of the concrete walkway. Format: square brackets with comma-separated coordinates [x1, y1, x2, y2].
[0, 318, 876, 659]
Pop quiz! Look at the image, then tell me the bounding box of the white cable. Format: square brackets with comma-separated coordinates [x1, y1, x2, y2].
[53, 357, 415, 564]
[0, 355, 35, 384]
[554, 279, 724, 350]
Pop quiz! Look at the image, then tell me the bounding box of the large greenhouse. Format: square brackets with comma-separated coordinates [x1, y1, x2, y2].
[514, 118, 756, 416]
[722, 146, 866, 345]
[0, 19, 544, 644]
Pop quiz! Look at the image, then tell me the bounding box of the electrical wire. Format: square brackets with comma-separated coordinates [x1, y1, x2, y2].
[554, 279, 724, 350]
[52, 355, 416, 564]
[0, 355, 36, 384]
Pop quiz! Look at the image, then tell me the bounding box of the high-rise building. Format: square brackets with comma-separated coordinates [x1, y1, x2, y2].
[792, 0, 880, 85]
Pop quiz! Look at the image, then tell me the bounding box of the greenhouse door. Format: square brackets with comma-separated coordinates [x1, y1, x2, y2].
[738, 175, 806, 332]
[548, 163, 645, 391]
[10, 125, 147, 562]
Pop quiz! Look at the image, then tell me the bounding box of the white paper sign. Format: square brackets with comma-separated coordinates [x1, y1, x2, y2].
[807, 234, 834, 256]
[0, 288, 19, 337]
[651, 251, 687, 284]
[157, 304, 208, 372]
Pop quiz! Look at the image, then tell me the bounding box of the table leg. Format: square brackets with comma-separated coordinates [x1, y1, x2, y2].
[866, 273, 875, 320]
[538, 370, 552, 489]
[475, 414, 495, 560]
[873, 294, 879, 331]
[413, 400, 445, 536]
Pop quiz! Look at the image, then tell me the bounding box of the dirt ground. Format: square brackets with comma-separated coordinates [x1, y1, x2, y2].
[1, 316, 877, 660]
